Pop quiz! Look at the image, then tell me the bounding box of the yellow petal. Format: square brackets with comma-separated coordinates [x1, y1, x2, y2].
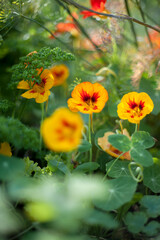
[0, 142, 12, 157]
[17, 80, 30, 90]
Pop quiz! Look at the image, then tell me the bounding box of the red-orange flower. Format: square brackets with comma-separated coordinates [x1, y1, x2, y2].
[50, 12, 79, 39]
[117, 92, 154, 124]
[67, 82, 108, 114]
[81, 0, 110, 19]
[49, 64, 69, 86]
[148, 30, 160, 49]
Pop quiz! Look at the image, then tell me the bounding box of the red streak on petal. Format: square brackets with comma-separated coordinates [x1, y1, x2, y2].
[131, 115, 134, 118]
[127, 99, 138, 109]
[84, 108, 89, 111]
[40, 91, 45, 95]
[139, 100, 145, 110]
[91, 92, 99, 102]
[81, 89, 91, 102]
[93, 105, 98, 110]
[30, 90, 36, 93]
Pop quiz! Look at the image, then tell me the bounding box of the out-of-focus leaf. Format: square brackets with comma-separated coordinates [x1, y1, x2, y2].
[74, 162, 99, 173]
[125, 212, 148, 234]
[143, 164, 160, 193]
[140, 195, 160, 218]
[0, 155, 25, 181]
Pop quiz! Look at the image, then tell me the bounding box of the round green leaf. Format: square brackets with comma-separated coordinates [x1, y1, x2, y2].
[131, 131, 155, 149]
[125, 212, 148, 234]
[140, 195, 160, 218]
[130, 147, 153, 167]
[95, 177, 137, 211]
[0, 155, 25, 181]
[108, 134, 131, 152]
[142, 221, 160, 236]
[106, 160, 136, 178]
[143, 164, 160, 193]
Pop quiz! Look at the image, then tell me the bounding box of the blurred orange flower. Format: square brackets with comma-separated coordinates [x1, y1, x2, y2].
[0, 142, 12, 157]
[117, 92, 154, 124]
[148, 29, 160, 49]
[81, 0, 110, 19]
[98, 129, 131, 160]
[50, 12, 79, 39]
[17, 69, 54, 103]
[41, 108, 83, 152]
[67, 82, 108, 114]
[50, 64, 69, 86]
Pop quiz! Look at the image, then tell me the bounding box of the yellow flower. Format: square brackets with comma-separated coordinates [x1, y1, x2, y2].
[17, 69, 54, 103]
[117, 92, 154, 124]
[98, 129, 131, 160]
[50, 64, 69, 86]
[41, 107, 83, 152]
[67, 82, 108, 114]
[0, 142, 12, 157]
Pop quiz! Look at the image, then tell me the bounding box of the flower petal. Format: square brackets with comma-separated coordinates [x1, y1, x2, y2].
[17, 80, 30, 90]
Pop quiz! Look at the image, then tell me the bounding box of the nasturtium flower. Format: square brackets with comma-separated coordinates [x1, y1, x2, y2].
[41, 108, 83, 152]
[0, 142, 12, 157]
[50, 64, 69, 86]
[148, 30, 160, 49]
[67, 82, 108, 114]
[98, 129, 131, 160]
[117, 92, 154, 124]
[81, 0, 110, 19]
[17, 69, 54, 103]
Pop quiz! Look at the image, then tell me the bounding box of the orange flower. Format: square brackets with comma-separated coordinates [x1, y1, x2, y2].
[41, 108, 83, 152]
[0, 142, 12, 157]
[98, 129, 131, 160]
[117, 92, 154, 124]
[81, 0, 110, 19]
[67, 82, 108, 114]
[50, 12, 79, 39]
[148, 30, 160, 49]
[49, 64, 69, 86]
[17, 69, 54, 103]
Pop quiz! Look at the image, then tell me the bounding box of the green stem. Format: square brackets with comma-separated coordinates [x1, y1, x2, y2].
[88, 114, 92, 163]
[39, 103, 45, 152]
[128, 162, 143, 182]
[135, 0, 153, 48]
[103, 152, 125, 181]
[124, 0, 138, 48]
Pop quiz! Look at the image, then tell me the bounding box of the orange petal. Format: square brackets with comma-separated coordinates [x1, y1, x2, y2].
[35, 90, 50, 103]
[21, 89, 38, 99]
[17, 80, 30, 90]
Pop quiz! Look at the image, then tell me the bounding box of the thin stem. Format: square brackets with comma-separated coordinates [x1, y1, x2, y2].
[9, 225, 34, 240]
[128, 162, 143, 182]
[135, 0, 153, 48]
[39, 103, 45, 152]
[58, 0, 160, 33]
[88, 114, 92, 163]
[135, 123, 138, 132]
[103, 152, 125, 181]
[124, 0, 138, 47]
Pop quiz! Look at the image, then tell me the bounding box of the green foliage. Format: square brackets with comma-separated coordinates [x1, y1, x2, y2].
[0, 99, 14, 113]
[140, 195, 160, 218]
[131, 131, 155, 149]
[24, 157, 42, 177]
[143, 164, 160, 193]
[125, 212, 148, 234]
[108, 134, 131, 152]
[106, 160, 136, 178]
[142, 221, 160, 236]
[95, 177, 137, 211]
[0, 154, 25, 181]
[0, 116, 39, 151]
[45, 154, 70, 175]
[74, 162, 99, 173]
[78, 140, 91, 153]
[130, 147, 153, 167]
